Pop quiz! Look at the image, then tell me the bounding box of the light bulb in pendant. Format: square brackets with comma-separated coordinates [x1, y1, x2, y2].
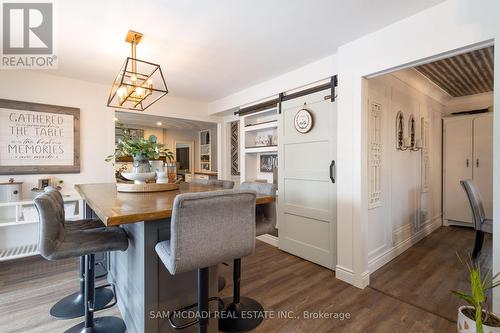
[136, 87, 145, 98]
[117, 86, 127, 100]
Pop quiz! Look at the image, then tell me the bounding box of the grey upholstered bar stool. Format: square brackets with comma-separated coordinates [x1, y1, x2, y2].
[461, 179, 493, 258]
[35, 188, 129, 333]
[191, 178, 235, 189]
[155, 190, 256, 333]
[190, 179, 236, 291]
[219, 181, 276, 332]
[41, 187, 114, 319]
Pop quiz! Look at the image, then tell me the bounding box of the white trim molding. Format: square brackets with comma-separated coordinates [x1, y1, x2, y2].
[257, 234, 278, 247]
[368, 215, 442, 273]
[335, 265, 370, 288]
[368, 100, 383, 209]
[421, 117, 430, 193]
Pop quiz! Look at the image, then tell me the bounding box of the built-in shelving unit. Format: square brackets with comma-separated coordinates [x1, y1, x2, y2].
[0, 195, 83, 262]
[239, 107, 278, 184]
[199, 129, 211, 171]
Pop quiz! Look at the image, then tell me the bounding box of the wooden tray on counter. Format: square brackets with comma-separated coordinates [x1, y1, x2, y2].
[116, 183, 179, 193]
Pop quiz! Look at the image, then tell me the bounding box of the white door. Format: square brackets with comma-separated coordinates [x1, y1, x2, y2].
[473, 114, 493, 219]
[278, 91, 336, 269]
[444, 118, 473, 224]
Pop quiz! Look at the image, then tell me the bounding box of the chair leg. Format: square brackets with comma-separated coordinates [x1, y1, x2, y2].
[218, 276, 226, 292]
[198, 267, 209, 333]
[65, 254, 126, 333]
[219, 258, 264, 332]
[472, 230, 485, 258]
[50, 256, 114, 319]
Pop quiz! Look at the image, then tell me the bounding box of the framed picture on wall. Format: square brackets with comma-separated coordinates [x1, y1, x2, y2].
[260, 154, 277, 173]
[0, 99, 80, 174]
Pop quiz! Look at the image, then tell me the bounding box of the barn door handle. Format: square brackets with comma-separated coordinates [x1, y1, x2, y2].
[329, 160, 336, 183]
[476, 158, 479, 168]
[466, 159, 469, 168]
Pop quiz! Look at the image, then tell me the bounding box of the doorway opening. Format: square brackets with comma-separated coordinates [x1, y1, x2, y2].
[113, 111, 218, 183]
[365, 45, 494, 321]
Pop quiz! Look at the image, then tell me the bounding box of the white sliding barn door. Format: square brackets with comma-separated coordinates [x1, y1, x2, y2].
[278, 91, 337, 269]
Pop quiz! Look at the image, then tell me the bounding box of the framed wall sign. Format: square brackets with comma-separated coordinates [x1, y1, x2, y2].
[0, 99, 80, 174]
[260, 154, 277, 173]
[294, 108, 313, 133]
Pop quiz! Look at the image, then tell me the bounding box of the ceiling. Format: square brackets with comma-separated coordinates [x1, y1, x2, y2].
[51, 0, 445, 102]
[115, 111, 215, 131]
[415, 46, 494, 97]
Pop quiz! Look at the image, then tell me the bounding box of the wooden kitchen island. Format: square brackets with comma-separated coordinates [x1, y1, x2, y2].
[75, 183, 274, 333]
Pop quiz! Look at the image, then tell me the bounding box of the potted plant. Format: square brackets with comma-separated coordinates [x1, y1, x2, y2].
[452, 253, 500, 333]
[106, 136, 174, 173]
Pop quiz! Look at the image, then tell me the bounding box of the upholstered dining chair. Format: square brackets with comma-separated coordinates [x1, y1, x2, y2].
[191, 178, 235, 189]
[460, 179, 493, 258]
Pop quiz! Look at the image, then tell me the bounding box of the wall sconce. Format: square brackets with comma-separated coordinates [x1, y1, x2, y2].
[396, 112, 422, 152]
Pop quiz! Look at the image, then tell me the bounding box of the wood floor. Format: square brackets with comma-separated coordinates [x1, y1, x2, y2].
[370, 226, 492, 322]
[1, 227, 478, 333]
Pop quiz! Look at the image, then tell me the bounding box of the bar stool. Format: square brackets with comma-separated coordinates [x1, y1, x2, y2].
[219, 182, 276, 332]
[41, 188, 114, 319]
[155, 190, 256, 333]
[34, 188, 129, 333]
[190, 179, 235, 292]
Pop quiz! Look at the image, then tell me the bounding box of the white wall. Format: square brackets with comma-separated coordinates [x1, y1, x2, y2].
[366, 73, 444, 273]
[335, 0, 500, 305]
[0, 71, 115, 196]
[0, 71, 221, 196]
[209, 55, 337, 114]
[444, 91, 494, 114]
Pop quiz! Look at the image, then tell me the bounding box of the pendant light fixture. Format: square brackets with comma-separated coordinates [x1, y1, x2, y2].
[107, 30, 168, 111]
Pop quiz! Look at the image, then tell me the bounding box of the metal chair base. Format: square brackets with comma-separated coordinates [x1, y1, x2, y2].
[50, 287, 114, 319]
[67, 254, 124, 333]
[219, 297, 264, 332]
[50, 256, 113, 319]
[65, 316, 126, 333]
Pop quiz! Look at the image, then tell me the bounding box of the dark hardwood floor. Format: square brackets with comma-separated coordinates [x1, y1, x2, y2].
[370, 225, 492, 323]
[0, 229, 470, 333]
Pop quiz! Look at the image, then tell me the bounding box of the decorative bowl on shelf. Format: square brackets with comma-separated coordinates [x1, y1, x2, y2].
[121, 172, 156, 184]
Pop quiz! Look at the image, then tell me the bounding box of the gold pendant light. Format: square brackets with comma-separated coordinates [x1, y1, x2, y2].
[107, 30, 168, 111]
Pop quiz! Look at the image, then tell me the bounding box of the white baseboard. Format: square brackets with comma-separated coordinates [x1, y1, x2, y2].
[335, 265, 370, 289]
[368, 215, 442, 273]
[256, 234, 278, 247]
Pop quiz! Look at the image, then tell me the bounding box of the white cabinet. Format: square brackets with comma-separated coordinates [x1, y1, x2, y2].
[194, 174, 209, 180]
[0, 195, 83, 261]
[443, 113, 492, 225]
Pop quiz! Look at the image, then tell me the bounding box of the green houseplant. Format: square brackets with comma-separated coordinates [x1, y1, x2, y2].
[452, 253, 500, 333]
[106, 136, 174, 173]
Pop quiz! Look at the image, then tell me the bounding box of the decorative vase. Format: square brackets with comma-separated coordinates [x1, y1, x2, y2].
[156, 171, 168, 184]
[132, 154, 150, 173]
[149, 160, 164, 172]
[457, 306, 500, 333]
[166, 162, 177, 183]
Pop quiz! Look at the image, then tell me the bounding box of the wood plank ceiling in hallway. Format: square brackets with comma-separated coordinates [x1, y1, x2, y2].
[415, 46, 494, 97]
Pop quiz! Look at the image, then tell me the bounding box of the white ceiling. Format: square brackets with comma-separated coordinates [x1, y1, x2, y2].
[53, 0, 445, 102]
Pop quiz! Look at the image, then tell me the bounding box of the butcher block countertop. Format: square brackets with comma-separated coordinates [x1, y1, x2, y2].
[75, 182, 274, 227]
